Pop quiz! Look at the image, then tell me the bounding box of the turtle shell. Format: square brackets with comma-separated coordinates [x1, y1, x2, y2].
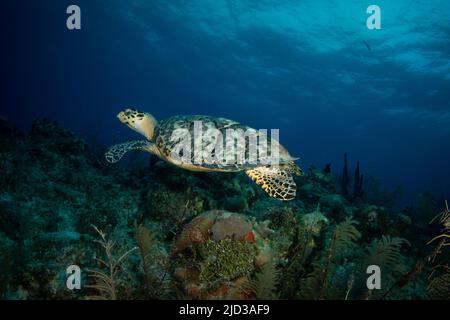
[154, 115, 284, 171]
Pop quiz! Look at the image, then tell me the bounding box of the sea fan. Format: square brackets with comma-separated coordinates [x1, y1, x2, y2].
[333, 217, 362, 261]
[428, 200, 450, 261]
[359, 235, 411, 299]
[242, 262, 279, 300]
[362, 235, 410, 278]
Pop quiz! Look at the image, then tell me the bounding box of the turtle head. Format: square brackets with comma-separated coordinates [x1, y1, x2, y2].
[117, 108, 158, 141]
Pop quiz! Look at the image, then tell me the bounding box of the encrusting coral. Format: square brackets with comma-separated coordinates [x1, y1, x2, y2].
[198, 239, 256, 283]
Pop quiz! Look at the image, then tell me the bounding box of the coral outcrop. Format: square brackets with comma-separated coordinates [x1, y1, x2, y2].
[172, 210, 273, 299]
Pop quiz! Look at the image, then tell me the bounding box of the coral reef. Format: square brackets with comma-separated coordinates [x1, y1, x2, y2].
[0, 118, 446, 300]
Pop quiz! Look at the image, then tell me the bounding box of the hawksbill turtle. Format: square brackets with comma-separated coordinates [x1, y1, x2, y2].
[105, 108, 303, 200]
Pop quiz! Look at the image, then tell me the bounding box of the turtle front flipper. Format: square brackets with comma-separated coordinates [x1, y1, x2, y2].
[105, 140, 154, 164]
[246, 166, 296, 201]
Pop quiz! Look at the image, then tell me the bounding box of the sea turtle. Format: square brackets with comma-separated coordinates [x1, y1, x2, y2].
[105, 108, 303, 200]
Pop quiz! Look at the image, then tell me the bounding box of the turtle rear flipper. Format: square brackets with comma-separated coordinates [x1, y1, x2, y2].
[246, 166, 296, 201]
[105, 140, 153, 164]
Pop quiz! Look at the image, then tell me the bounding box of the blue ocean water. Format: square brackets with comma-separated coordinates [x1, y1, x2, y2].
[2, 0, 450, 206]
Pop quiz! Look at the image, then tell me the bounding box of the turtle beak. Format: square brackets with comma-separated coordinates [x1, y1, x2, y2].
[116, 111, 126, 124]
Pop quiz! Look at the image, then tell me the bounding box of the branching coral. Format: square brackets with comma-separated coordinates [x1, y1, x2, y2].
[427, 201, 450, 299]
[428, 200, 450, 259]
[428, 266, 450, 299]
[86, 226, 137, 300]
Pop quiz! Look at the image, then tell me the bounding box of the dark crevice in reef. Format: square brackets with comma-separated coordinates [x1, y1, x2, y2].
[0, 118, 447, 299]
